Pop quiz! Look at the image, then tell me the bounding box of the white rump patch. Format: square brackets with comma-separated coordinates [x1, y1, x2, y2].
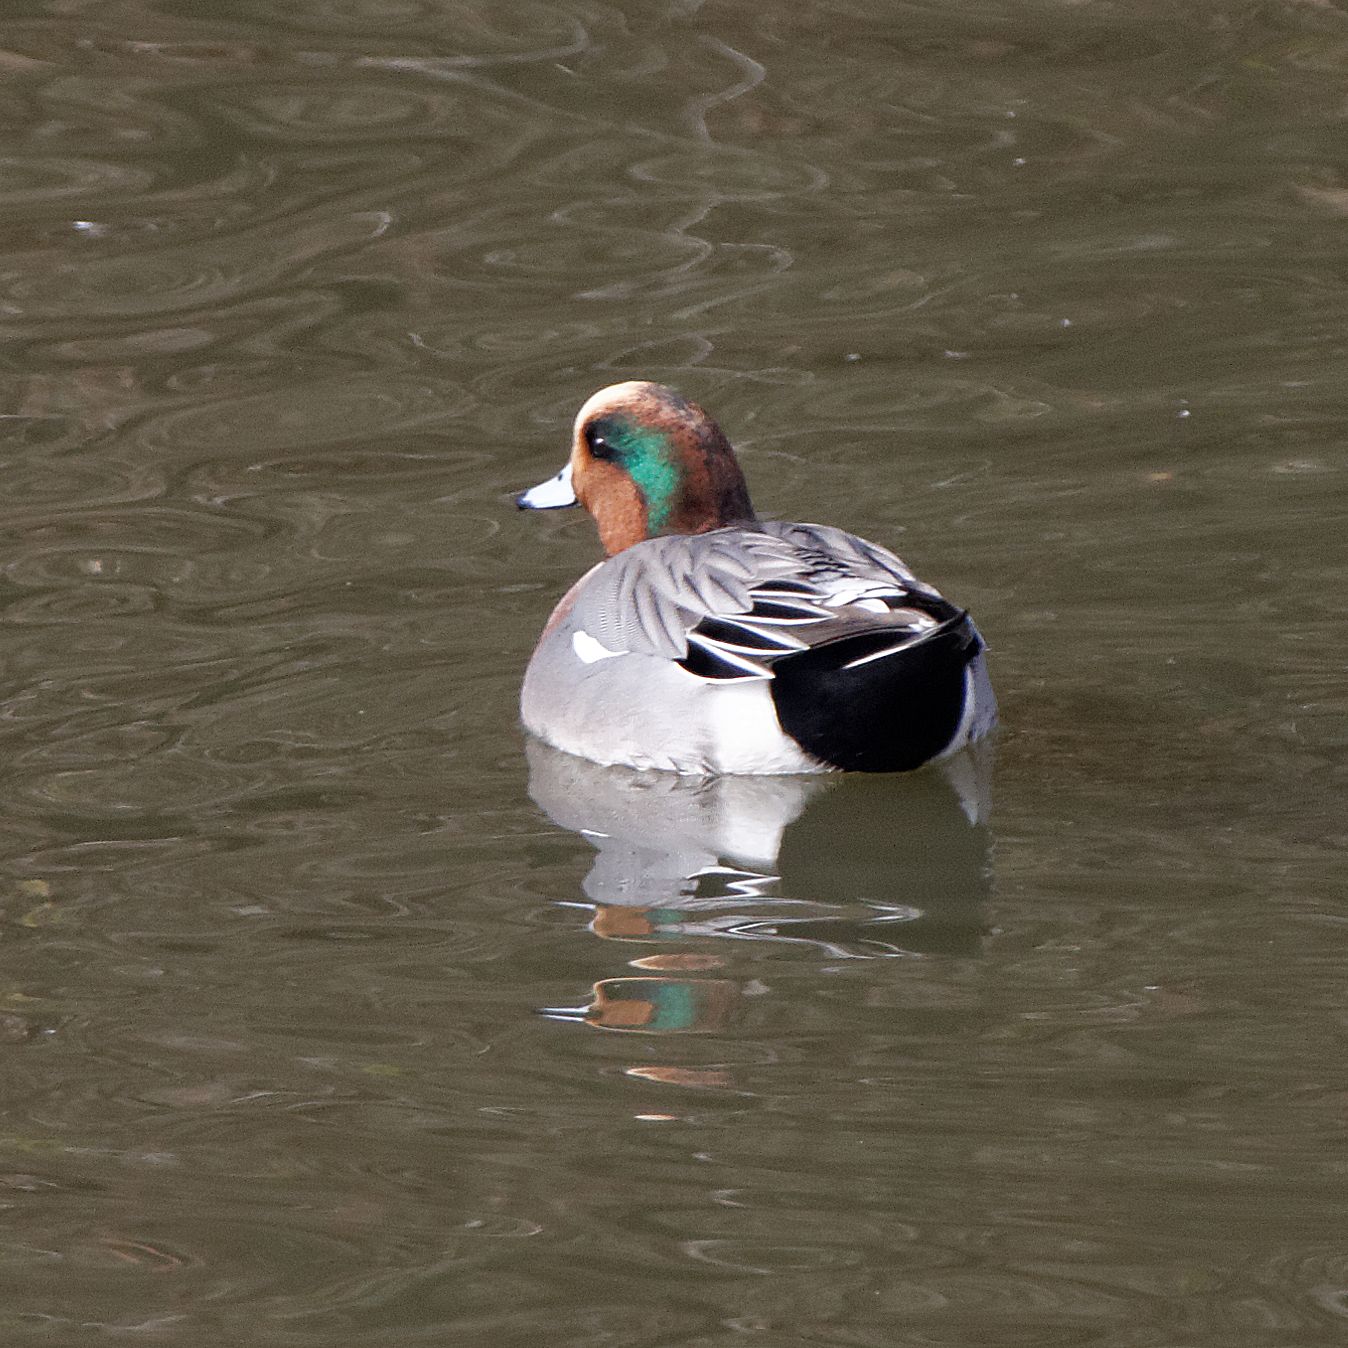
[572, 630, 624, 664]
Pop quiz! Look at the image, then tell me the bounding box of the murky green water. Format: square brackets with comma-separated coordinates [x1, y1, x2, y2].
[0, 0, 1345, 1341]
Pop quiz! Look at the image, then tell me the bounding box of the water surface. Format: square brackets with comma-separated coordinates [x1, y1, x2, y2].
[0, 0, 1345, 1342]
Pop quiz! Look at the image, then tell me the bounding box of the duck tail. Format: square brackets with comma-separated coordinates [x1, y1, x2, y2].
[768, 612, 982, 772]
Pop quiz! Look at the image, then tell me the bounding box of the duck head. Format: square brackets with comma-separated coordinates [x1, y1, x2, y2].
[517, 381, 757, 555]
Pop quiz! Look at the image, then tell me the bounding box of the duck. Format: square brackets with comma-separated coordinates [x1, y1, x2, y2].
[516, 381, 996, 775]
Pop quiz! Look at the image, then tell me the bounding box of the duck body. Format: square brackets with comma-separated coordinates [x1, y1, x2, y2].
[518, 382, 996, 776]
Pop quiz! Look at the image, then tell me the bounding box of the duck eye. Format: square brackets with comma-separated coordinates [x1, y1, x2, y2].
[584, 422, 617, 460]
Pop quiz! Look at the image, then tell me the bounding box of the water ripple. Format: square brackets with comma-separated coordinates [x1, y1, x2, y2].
[0, 0, 1343, 1342]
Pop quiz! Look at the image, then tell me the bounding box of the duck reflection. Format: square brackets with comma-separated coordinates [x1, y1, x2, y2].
[529, 739, 994, 1040]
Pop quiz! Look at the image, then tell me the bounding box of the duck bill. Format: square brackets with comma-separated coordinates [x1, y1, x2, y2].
[517, 462, 577, 510]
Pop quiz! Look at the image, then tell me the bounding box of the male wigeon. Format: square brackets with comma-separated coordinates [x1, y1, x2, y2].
[516, 381, 996, 775]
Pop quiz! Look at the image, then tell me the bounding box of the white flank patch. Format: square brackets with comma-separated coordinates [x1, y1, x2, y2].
[572, 630, 624, 664]
[703, 682, 823, 774]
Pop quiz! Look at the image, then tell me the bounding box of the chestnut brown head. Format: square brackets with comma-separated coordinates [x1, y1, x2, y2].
[518, 382, 757, 556]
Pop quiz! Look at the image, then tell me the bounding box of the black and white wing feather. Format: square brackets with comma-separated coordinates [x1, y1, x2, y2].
[565, 522, 975, 684]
